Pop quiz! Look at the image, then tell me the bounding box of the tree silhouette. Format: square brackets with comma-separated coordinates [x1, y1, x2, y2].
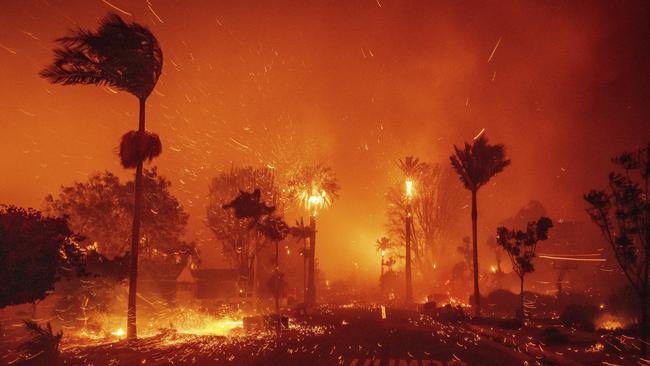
[386, 164, 464, 280]
[44, 169, 194, 320]
[0, 206, 84, 308]
[41, 13, 163, 340]
[496, 216, 553, 320]
[585, 143, 650, 355]
[375, 236, 394, 254]
[450, 135, 510, 316]
[207, 167, 279, 298]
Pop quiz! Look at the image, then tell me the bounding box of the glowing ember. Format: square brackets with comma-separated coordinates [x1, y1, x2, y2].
[596, 313, 627, 330]
[111, 328, 126, 337]
[302, 190, 328, 215]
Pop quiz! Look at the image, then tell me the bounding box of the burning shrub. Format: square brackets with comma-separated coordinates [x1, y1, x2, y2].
[560, 304, 598, 331]
[18, 321, 62, 365]
[119, 130, 162, 168]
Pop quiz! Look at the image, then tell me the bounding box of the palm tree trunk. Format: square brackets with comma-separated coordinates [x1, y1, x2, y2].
[471, 189, 480, 317]
[306, 215, 316, 307]
[405, 203, 413, 304]
[127, 97, 146, 340]
[640, 291, 647, 356]
[275, 240, 280, 337]
[519, 275, 525, 321]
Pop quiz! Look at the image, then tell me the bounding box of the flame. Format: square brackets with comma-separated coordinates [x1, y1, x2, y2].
[301, 189, 329, 215]
[110, 328, 126, 337]
[490, 265, 497, 273]
[405, 178, 414, 199]
[596, 313, 628, 330]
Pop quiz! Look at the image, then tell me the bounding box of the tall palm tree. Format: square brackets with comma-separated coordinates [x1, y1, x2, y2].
[41, 13, 163, 340]
[287, 164, 340, 307]
[450, 135, 510, 317]
[397, 156, 426, 304]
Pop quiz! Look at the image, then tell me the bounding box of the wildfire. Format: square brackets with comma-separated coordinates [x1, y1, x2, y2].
[596, 313, 627, 331]
[110, 328, 126, 337]
[301, 189, 329, 215]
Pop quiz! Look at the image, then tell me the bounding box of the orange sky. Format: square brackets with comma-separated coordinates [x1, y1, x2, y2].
[0, 0, 649, 280]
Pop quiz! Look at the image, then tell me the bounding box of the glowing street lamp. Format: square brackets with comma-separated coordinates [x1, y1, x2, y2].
[404, 177, 415, 304]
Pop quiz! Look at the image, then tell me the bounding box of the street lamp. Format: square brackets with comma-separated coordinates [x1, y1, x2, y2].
[404, 177, 415, 304]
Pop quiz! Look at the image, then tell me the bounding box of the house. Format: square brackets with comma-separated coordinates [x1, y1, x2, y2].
[175, 262, 240, 303]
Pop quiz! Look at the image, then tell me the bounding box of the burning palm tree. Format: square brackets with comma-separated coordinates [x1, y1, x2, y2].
[397, 156, 426, 304]
[288, 164, 339, 307]
[450, 135, 510, 316]
[41, 13, 163, 340]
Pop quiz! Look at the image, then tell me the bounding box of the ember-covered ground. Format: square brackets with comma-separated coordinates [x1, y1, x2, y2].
[26, 305, 643, 366]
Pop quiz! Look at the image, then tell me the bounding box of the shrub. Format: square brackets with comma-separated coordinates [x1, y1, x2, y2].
[19, 321, 62, 365]
[560, 304, 598, 331]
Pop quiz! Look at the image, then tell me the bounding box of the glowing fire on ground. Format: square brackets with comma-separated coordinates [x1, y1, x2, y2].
[72, 308, 244, 343]
[596, 313, 628, 330]
[109, 328, 126, 338]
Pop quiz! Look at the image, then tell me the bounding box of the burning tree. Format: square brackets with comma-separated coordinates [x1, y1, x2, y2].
[0, 205, 84, 308]
[287, 164, 339, 307]
[41, 13, 164, 340]
[207, 167, 279, 297]
[496, 216, 553, 320]
[44, 170, 193, 326]
[386, 162, 464, 294]
[585, 144, 650, 354]
[450, 134, 510, 316]
[44, 169, 194, 276]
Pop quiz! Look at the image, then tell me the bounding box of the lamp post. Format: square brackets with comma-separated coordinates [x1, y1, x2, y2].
[404, 178, 414, 304]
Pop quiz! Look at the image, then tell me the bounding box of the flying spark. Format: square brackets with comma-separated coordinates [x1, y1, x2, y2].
[487, 36, 502, 63]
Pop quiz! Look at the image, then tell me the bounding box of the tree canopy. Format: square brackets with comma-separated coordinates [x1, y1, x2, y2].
[0, 205, 84, 308]
[44, 168, 194, 280]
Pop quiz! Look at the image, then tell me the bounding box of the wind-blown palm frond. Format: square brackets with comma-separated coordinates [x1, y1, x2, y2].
[449, 135, 510, 191]
[398, 156, 427, 178]
[40, 13, 163, 100]
[287, 164, 340, 210]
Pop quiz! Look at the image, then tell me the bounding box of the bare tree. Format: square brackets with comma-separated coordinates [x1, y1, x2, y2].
[207, 167, 278, 297]
[386, 164, 464, 281]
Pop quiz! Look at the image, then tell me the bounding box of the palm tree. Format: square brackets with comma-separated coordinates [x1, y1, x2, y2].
[449, 135, 510, 317]
[375, 237, 393, 278]
[41, 13, 163, 340]
[398, 156, 427, 179]
[287, 164, 340, 307]
[397, 156, 426, 304]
